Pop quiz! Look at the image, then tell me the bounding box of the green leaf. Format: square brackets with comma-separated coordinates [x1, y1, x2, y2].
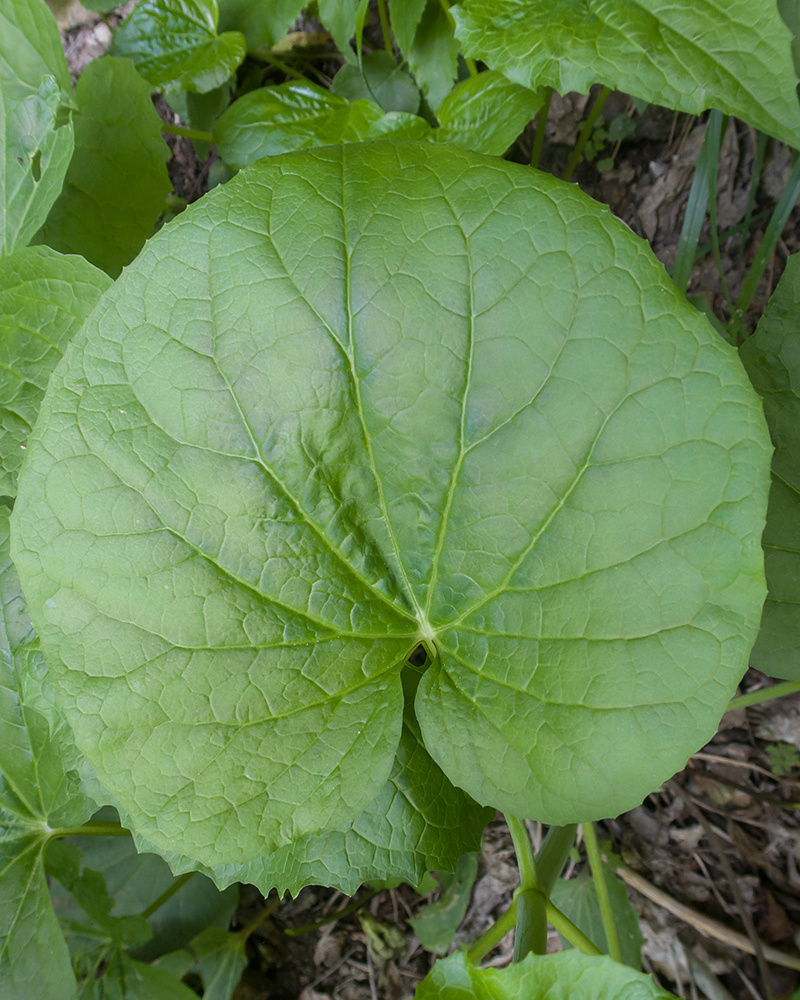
[0, 507, 95, 1000]
[86, 949, 199, 999]
[740, 252, 800, 680]
[0, 245, 111, 496]
[778, 0, 800, 78]
[217, 0, 306, 51]
[550, 864, 642, 969]
[0, 0, 74, 255]
[406, 0, 459, 111]
[409, 852, 479, 954]
[434, 70, 542, 155]
[389, 0, 428, 56]
[453, 0, 800, 151]
[331, 51, 421, 114]
[318, 0, 369, 62]
[34, 57, 172, 278]
[190, 927, 247, 1000]
[214, 82, 429, 168]
[111, 0, 247, 94]
[413, 950, 678, 999]
[12, 143, 771, 872]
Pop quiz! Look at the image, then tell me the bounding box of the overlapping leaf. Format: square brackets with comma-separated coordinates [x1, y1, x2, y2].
[214, 81, 428, 168]
[740, 253, 800, 680]
[35, 57, 171, 278]
[413, 951, 677, 999]
[331, 52, 421, 114]
[405, 0, 458, 110]
[0, 245, 111, 496]
[453, 0, 800, 150]
[0, 0, 74, 255]
[111, 0, 246, 93]
[434, 71, 543, 155]
[0, 508, 95, 1000]
[12, 143, 770, 872]
[217, 0, 306, 52]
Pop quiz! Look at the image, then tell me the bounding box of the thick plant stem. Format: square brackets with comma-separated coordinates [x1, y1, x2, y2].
[467, 896, 517, 964]
[582, 822, 622, 963]
[564, 86, 610, 182]
[506, 815, 547, 960]
[161, 122, 214, 142]
[544, 896, 603, 956]
[530, 87, 553, 170]
[728, 680, 800, 711]
[534, 824, 577, 893]
[376, 0, 393, 53]
[140, 871, 195, 919]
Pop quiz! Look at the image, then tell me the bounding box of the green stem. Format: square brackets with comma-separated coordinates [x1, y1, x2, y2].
[467, 897, 517, 964]
[238, 894, 283, 941]
[704, 111, 736, 335]
[49, 821, 131, 839]
[255, 50, 310, 83]
[727, 680, 800, 712]
[161, 123, 214, 142]
[284, 888, 377, 936]
[506, 815, 546, 960]
[544, 896, 603, 956]
[140, 871, 195, 919]
[465, 57, 479, 77]
[530, 87, 553, 170]
[376, 0, 393, 52]
[582, 822, 622, 963]
[534, 824, 577, 893]
[564, 86, 611, 182]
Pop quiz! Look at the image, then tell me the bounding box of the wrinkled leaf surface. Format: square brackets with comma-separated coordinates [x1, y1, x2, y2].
[331, 52, 421, 114]
[434, 71, 542, 155]
[13, 143, 770, 872]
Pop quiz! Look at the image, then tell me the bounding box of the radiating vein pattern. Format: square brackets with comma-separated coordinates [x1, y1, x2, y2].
[12, 143, 771, 864]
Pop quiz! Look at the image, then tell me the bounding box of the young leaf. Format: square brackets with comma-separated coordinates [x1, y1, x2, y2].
[389, 0, 428, 57]
[190, 927, 248, 1000]
[217, 0, 306, 52]
[739, 253, 800, 680]
[318, 0, 369, 62]
[405, 0, 459, 111]
[35, 57, 172, 278]
[0, 508, 95, 1000]
[434, 71, 543, 156]
[331, 51, 421, 114]
[414, 950, 678, 999]
[0, 0, 74, 255]
[409, 852, 479, 954]
[0, 245, 111, 496]
[452, 0, 800, 150]
[12, 143, 770, 871]
[111, 0, 247, 94]
[85, 949, 199, 999]
[214, 82, 429, 168]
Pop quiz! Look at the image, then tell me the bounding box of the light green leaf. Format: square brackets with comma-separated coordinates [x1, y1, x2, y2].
[453, 0, 800, 150]
[318, 0, 369, 62]
[0, 507, 94, 1000]
[331, 51, 421, 114]
[406, 0, 458, 110]
[0, 0, 74, 255]
[12, 143, 770, 872]
[111, 0, 246, 93]
[409, 852, 479, 954]
[740, 253, 800, 680]
[434, 70, 542, 155]
[550, 863, 643, 969]
[190, 927, 247, 1000]
[0, 245, 111, 496]
[413, 950, 678, 999]
[35, 57, 171, 277]
[214, 82, 429, 168]
[389, 0, 427, 56]
[217, 0, 306, 51]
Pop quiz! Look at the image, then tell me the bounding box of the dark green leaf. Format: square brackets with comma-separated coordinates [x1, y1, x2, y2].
[453, 0, 800, 150]
[0, 245, 111, 495]
[413, 950, 678, 999]
[214, 82, 428, 168]
[406, 0, 458, 110]
[389, 0, 427, 56]
[0, 0, 74, 254]
[434, 70, 542, 155]
[111, 0, 246, 94]
[409, 852, 478, 954]
[35, 57, 172, 278]
[12, 143, 770, 873]
[86, 949, 199, 999]
[331, 51, 420, 114]
[217, 0, 305, 51]
[740, 253, 800, 680]
[190, 927, 247, 1000]
[318, 0, 369, 62]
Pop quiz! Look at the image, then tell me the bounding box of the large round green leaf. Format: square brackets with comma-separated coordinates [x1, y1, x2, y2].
[12, 143, 770, 868]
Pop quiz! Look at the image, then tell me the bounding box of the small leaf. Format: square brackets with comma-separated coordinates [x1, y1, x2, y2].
[453, 0, 800, 150]
[190, 927, 248, 1000]
[434, 71, 543, 155]
[409, 852, 479, 954]
[413, 950, 678, 999]
[214, 82, 428, 168]
[111, 0, 246, 94]
[331, 51, 421, 114]
[740, 252, 800, 680]
[35, 57, 172, 278]
[318, 0, 369, 62]
[389, 0, 428, 56]
[217, 0, 306, 51]
[0, 0, 74, 255]
[89, 949, 199, 999]
[0, 245, 111, 496]
[406, 0, 458, 110]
